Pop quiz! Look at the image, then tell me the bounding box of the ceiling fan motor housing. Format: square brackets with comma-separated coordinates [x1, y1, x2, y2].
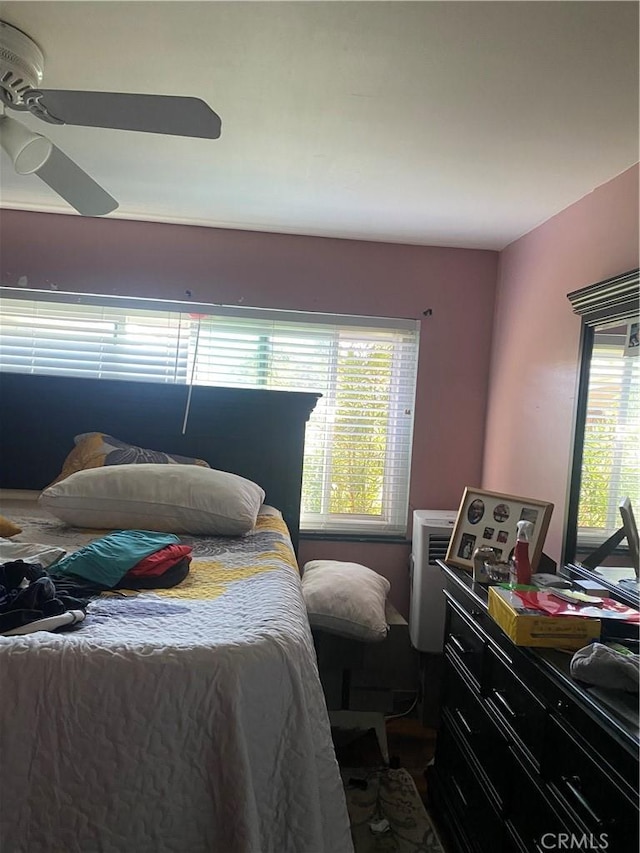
[0, 21, 44, 106]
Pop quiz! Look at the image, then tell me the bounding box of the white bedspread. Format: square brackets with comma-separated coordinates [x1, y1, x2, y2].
[0, 499, 353, 853]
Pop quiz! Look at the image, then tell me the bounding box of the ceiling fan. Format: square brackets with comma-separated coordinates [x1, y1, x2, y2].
[0, 20, 222, 216]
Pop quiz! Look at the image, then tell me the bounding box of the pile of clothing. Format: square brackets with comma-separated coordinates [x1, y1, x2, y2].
[0, 560, 87, 636]
[571, 641, 639, 693]
[1, 530, 192, 636]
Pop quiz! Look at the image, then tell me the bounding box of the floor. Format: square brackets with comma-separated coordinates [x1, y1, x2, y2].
[386, 716, 438, 805]
[332, 714, 437, 807]
[333, 713, 451, 852]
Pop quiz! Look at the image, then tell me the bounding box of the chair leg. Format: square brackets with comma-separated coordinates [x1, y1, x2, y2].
[341, 668, 351, 709]
[372, 714, 390, 765]
[331, 667, 389, 765]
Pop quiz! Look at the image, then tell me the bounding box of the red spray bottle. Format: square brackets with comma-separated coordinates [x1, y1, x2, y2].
[513, 520, 533, 585]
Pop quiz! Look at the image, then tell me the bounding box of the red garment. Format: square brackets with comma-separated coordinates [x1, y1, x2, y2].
[128, 544, 193, 577]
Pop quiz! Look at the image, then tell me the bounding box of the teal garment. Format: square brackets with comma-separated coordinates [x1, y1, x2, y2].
[52, 530, 180, 588]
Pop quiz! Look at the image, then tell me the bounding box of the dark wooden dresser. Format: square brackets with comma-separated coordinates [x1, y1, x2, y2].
[429, 562, 639, 853]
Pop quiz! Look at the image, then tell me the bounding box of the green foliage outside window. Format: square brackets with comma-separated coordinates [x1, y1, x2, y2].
[328, 346, 392, 516]
[578, 412, 616, 529]
[300, 344, 395, 517]
[578, 341, 640, 536]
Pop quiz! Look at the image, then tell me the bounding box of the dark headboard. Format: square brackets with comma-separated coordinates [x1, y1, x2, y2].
[0, 373, 320, 551]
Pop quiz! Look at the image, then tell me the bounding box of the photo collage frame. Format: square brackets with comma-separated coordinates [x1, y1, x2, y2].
[446, 487, 553, 573]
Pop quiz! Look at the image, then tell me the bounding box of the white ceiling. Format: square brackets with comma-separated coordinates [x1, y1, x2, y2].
[0, 1, 637, 250]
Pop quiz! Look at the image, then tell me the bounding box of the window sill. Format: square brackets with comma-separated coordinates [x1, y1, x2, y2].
[576, 543, 630, 556]
[299, 531, 409, 545]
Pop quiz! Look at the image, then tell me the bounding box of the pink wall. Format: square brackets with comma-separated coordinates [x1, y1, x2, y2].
[0, 210, 499, 615]
[3, 163, 636, 612]
[483, 165, 639, 566]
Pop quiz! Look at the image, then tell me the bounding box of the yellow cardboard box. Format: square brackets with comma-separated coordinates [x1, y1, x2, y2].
[488, 586, 601, 649]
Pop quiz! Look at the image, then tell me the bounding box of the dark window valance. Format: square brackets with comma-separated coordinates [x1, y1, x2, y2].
[568, 268, 639, 327]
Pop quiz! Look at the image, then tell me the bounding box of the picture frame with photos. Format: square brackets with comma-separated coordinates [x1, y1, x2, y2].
[445, 487, 554, 572]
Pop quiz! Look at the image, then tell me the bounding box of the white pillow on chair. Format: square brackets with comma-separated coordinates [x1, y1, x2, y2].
[301, 559, 390, 642]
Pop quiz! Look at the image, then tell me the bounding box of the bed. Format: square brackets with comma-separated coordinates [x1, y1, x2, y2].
[0, 374, 353, 853]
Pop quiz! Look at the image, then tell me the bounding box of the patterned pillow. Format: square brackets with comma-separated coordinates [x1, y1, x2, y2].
[51, 433, 210, 485]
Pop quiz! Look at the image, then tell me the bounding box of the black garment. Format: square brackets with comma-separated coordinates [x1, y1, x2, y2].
[0, 560, 88, 635]
[47, 573, 109, 600]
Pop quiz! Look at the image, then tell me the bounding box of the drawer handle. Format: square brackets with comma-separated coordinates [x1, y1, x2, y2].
[454, 707, 477, 737]
[449, 634, 469, 655]
[492, 689, 519, 719]
[561, 775, 605, 828]
[450, 774, 468, 808]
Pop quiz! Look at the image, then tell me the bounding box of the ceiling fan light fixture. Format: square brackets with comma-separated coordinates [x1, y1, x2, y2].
[0, 18, 220, 216]
[0, 115, 53, 173]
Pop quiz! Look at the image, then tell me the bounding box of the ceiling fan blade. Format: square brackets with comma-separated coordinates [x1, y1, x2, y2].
[36, 143, 118, 216]
[37, 91, 222, 139]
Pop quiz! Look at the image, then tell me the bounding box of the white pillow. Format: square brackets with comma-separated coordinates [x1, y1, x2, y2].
[39, 464, 265, 536]
[301, 560, 390, 642]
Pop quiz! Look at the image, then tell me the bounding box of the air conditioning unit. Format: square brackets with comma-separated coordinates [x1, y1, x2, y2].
[409, 509, 458, 653]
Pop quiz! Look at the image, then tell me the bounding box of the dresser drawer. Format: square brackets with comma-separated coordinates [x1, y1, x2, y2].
[552, 691, 639, 803]
[438, 721, 505, 853]
[444, 655, 510, 805]
[508, 748, 580, 853]
[445, 592, 486, 686]
[502, 822, 527, 853]
[543, 716, 639, 850]
[485, 646, 547, 766]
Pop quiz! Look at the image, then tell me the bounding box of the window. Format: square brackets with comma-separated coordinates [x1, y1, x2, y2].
[566, 268, 640, 561]
[577, 325, 640, 545]
[0, 290, 419, 536]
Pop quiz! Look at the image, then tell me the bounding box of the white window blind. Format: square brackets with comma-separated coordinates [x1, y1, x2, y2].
[0, 291, 419, 536]
[0, 299, 190, 382]
[577, 327, 640, 545]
